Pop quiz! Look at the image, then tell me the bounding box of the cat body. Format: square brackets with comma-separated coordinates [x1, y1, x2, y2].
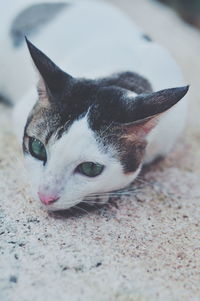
[1, 0, 188, 210]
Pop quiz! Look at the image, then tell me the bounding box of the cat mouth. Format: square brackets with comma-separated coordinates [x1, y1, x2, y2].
[40, 197, 83, 211]
[38, 184, 135, 211]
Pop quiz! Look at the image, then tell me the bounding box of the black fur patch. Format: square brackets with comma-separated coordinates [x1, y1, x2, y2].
[11, 3, 69, 47]
[100, 72, 152, 94]
[24, 72, 152, 173]
[24, 41, 189, 173]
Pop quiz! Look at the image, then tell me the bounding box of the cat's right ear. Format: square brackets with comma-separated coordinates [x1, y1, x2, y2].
[25, 37, 73, 99]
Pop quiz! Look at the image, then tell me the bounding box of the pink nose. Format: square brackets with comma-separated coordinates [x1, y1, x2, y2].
[38, 192, 60, 205]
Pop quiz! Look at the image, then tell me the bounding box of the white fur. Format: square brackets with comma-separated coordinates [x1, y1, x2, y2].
[0, 0, 142, 101]
[0, 0, 188, 209]
[26, 116, 139, 210]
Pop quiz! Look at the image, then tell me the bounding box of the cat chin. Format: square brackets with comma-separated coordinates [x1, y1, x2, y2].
[40, 198, 83, 212]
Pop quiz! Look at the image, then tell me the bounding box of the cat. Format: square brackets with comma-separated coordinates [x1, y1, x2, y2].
[1, 0, 189, 210]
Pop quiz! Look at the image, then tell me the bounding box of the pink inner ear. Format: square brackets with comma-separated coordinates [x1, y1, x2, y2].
[125, 115, 160, 139]
[37, 78, 48, 101]
[141, 117, 159, 135]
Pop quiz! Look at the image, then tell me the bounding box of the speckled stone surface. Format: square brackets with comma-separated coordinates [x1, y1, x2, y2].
[1, 1, 200, 300]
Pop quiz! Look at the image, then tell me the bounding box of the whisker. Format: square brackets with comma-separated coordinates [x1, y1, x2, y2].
[80, 200, 101, 209]
[74, 205, 89, 214]
[86, 191, 142, 200]
[100, 121, 114, 136]
[88, 187, 144, 197]
[85, 200, 107, 206]
[54, 120, 71, 139]
[136, 177, 148, 184]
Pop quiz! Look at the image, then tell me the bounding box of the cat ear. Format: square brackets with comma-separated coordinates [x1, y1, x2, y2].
[25, 37, 73, 98]
[121, 86, 189, 123]
[119, 85, 189, 137]
[93, 85, 188, 134]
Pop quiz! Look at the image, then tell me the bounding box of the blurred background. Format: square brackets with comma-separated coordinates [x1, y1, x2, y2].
[157, 0, 200, 29]
[1, 2, 200, 301]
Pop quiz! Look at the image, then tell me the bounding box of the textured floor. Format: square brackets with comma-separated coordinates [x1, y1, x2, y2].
[1, 0, 200, 300]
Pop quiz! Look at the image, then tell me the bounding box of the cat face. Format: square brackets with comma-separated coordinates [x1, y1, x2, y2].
[23, 39, 189, 210]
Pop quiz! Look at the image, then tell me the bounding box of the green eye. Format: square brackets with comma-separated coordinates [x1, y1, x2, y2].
[76, 162, 104, 177]
[29, 137, 47, 163]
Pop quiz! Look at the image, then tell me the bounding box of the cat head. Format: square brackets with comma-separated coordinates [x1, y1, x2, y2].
[23, 39, 189, 210]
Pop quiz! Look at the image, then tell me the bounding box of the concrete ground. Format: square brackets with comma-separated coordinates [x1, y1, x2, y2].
[1, 0, 200, 300]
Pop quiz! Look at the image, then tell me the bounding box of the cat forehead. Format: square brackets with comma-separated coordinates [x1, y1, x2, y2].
[24, 69, 154, 142]
[25, 81, 127, 141]
[48, 116, 114, 165]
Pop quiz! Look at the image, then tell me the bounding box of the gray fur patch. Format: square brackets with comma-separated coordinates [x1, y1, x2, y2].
[0, 93, 12, 106]
[142, 34, 153, 42]
[10, 2, 69, 47]
[100, 72, 152, 94]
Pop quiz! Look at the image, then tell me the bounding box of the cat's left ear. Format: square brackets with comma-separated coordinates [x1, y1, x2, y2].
[95, 85, 189, 137]
[25, 37, 73, 99]
[119, 85, 189, 137]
